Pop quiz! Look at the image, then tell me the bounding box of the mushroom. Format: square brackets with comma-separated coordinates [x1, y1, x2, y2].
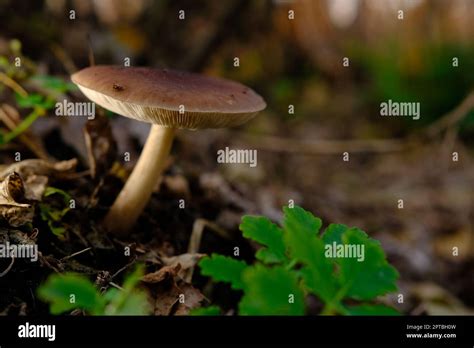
[71, 65, 266, 235]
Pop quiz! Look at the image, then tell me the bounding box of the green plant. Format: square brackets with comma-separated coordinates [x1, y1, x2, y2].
[38, 266, 150, 315]
[0, 39, 77, 145]
[198, 205, 399, 315]
[38, 187, 72, 236]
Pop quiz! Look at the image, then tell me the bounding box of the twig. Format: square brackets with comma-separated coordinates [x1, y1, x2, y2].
[111, 258, 137, 280]
[0, 105, 49, 160]
[0, 256, 15, 277]
[0, 72, 28, 97]
[1, 106, 45, 144]
[188, 218, 232, 255]
[60, 247, 92, 261]
[427, 91, 474, 136]
[87, 33, 95, 67]
[50, 44, 78, 74]
[186, 218, 231, 282]
[108, 282, 124, 291]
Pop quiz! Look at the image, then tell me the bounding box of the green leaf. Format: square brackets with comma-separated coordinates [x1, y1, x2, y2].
[283, 207, 337, 303]
[103, 266, 150, 315]
[198, 205, 400, 316]
[283, 206, 322, 237]
[240, 216, 287, 264]
[44, 186, 71, 203]
[32, 75, 78, 94]
[239, 265, 305, 315]
[15, 93, 55, 109]
[37, 273, 105, 315]
[0, 107, 44, 145]
[39, 187, 72, 236]
[38, 266, 151, 315]
[190, 306, 221, 316]
[324, 226, 399, 300]
[199, 254, 248, 290]
[345, 304, 400, 316]
[103, 288, 150, 315]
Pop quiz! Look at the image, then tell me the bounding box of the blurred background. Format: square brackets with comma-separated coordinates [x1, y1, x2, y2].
[0, 0, 473, 314]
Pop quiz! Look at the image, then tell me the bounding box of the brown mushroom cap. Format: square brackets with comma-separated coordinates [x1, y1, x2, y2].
[71, 65, 266, 129]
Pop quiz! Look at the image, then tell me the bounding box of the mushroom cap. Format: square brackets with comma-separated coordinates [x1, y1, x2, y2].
[71, 65, 266, 129]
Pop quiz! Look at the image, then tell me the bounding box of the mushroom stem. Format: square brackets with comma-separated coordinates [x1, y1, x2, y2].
[104, 124, 175, 234]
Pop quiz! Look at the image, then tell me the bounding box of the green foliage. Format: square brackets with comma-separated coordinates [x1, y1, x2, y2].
[199, 254, 248, 290]
[38, 273, 105, 315]
[240, 216, 286, 264]
[39, 187, 72, 236]
[32, 75, 78, 94]
[0, 40, 77, 145]
[354, 42, 474, 129]
[198, 205, 399, 316]
[38, 266, 150, 315]
[190, 305, 221, 316]
[0, 92, 54, 145]
[239, 265, 305, 315]
[15, 92, 55, 110]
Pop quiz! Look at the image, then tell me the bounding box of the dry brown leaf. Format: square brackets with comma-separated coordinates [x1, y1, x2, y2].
[162, 174, 190, 197]
[433, 229, 473, 262]
[0, 159, 77, 227]
[173, 282, 206, 315]
[411, 282, 474, 315]
[153, 284, 180, 316]
[0, 172, 33, 227]
[0, 158, 77, 180]
[161, 253, 205, 280]
[141, 264, 181, 284]
[83, 115, 117, 179]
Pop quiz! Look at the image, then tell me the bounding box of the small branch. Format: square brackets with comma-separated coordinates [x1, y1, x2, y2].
[60, 247, 92, 262]
[0, 72, 28, 97]
[0, 256, 15, 277]
[50, 43, 78, 74]
[1, 106, 45, 144]
[0, 105, 49, 159]
[108, 282, 124, 291]
[426, 91, 474, 136]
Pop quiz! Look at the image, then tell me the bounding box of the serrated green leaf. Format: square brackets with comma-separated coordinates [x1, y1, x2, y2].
[322, 223, 348, 244]
[283, 206, 322, 237]
[190, 305, 221, 316]
[37, 273, 105, 315]
[324, 226, 399, 300]
[239, 265, 305, 315]
[283, 206, 337, 302]
[240, 216, 287, 264]
[44, 186, 71, 200]
[345, 304, 400, 316]
[199, 254, 248, 290]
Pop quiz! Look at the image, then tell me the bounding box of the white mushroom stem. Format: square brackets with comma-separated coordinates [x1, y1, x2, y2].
[104, 124, 175, 234]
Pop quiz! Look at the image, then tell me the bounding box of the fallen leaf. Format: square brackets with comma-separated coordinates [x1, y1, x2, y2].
[0, 158, 77, 180]
[0, 159, 77, 227]
[161, 253, 205, 280]
[173, 282, 206, 315]
[153, 283, 180, 316]
[0, 173, 33, 227]
[141, 264, 181, 284]
[434, 229, 473, 262]
[411, 282, 474, 315]
[83, 115, 117, 179]
[162, 174, 190, 197]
